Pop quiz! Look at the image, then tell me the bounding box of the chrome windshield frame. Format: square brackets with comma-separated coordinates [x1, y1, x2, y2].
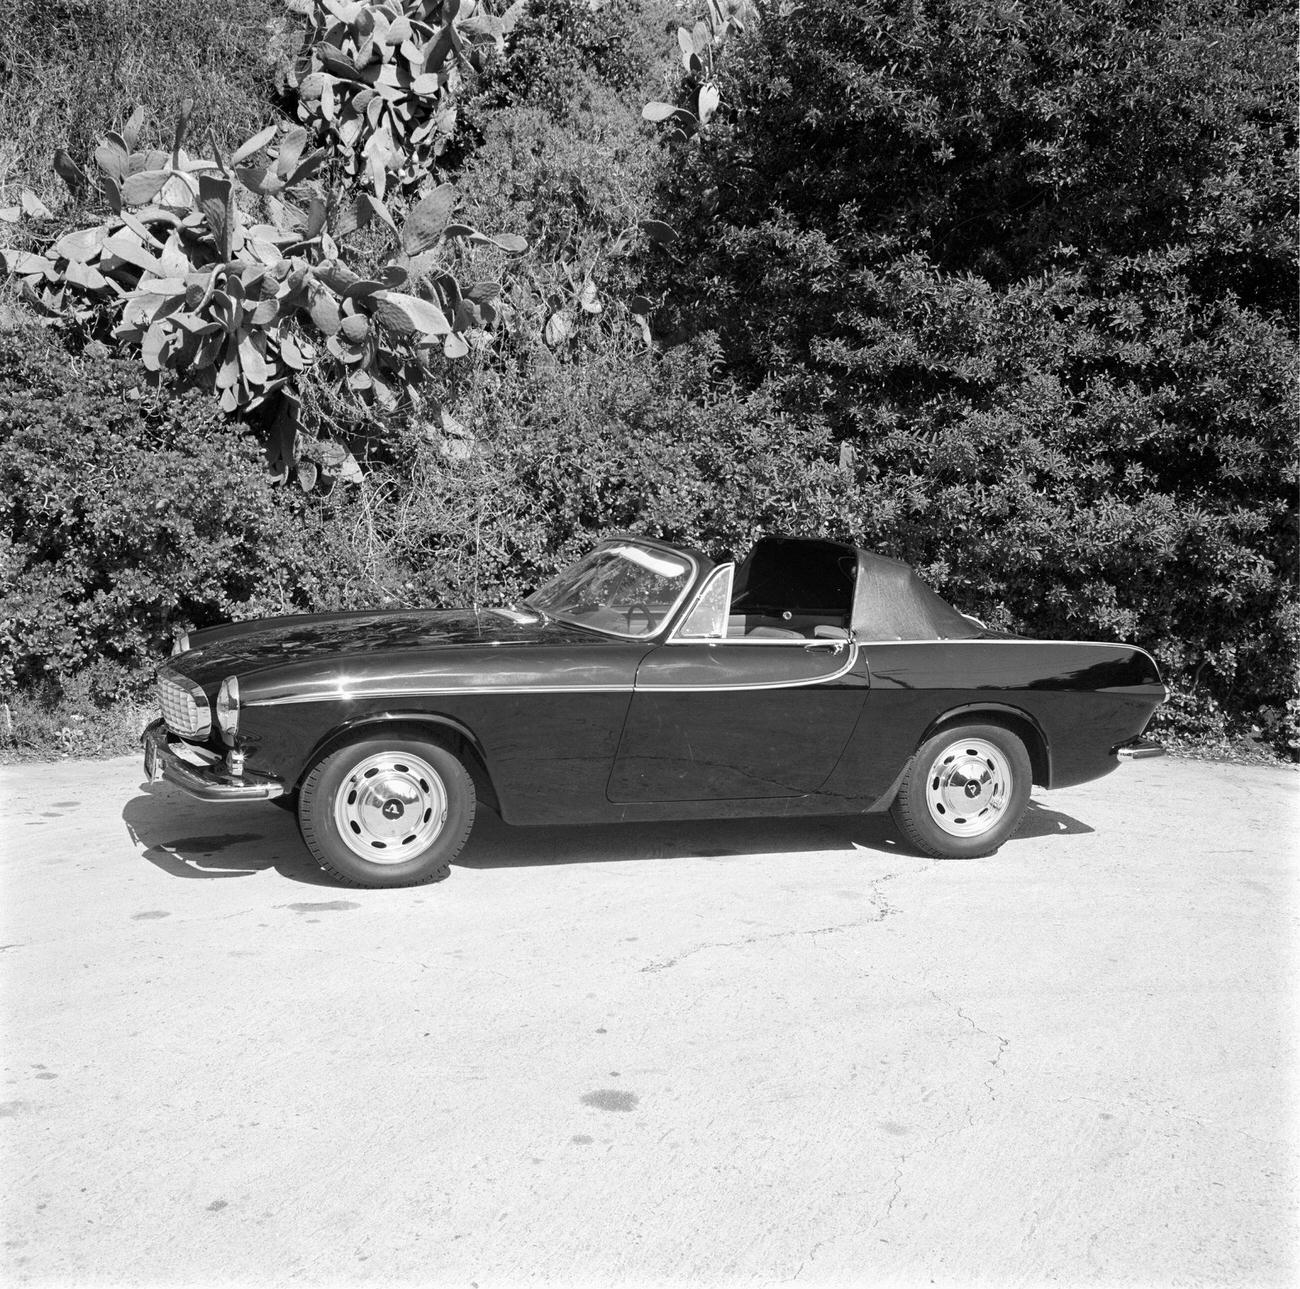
[523, 539, 703, 641]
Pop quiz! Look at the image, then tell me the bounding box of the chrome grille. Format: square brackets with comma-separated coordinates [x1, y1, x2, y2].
[158, 674, 210, 738]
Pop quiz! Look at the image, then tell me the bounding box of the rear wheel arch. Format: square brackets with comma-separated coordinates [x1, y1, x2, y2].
[921, 704, 1050, 788]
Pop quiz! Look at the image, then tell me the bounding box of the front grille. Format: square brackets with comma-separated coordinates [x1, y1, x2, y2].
[158, 674, 211, 739]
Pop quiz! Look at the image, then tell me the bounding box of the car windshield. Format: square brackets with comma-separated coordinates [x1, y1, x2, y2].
[524, 541, 697, 639]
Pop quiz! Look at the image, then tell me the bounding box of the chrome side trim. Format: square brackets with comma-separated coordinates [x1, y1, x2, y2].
[861, 638, 1158, 655]
[246, 684, 632, 707]
[486, 607, 542, 625]
[243, 642, 863, 707]
[665, 635, 845, 647]
[638, 641, 861, 692]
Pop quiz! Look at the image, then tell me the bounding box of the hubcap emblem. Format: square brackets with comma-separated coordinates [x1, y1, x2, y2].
[382, 798, 405, 820]
[964, 781, 982, 798]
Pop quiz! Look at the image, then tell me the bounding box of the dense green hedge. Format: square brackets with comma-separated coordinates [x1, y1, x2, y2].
[1, 310, 1295, 754]
[0, 323, 375, 700]
[1, 0, 1295, 759]
[642, 0, 1298, 752]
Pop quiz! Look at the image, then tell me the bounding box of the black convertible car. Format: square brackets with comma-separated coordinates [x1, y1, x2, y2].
[143, 535, 1166, 887]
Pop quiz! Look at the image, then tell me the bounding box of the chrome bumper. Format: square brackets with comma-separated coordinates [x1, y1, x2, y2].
[142, 720, 284, 802]
[1114, 736, 1166, 762]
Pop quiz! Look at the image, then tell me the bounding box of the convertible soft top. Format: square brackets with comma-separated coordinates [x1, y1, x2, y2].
[735, 537, 987, 642]
[850, 549, 985, 641]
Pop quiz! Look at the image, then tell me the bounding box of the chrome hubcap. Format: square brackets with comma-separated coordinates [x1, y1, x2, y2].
[924, 738, 1012, 838]
[334, 752, 447, 864]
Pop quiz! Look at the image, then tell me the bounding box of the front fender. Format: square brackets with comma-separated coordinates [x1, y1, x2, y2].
[289, 710, 493, 792]
[233, 700, 495, 801]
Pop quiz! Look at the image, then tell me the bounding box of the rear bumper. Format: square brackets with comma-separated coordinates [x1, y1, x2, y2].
[142, 720, 284, 802]
[1113, 736, 1166, 762]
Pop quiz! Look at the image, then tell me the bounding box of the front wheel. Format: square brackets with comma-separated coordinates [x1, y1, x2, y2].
[890, 724, 1031, 859]
[298, 737, 475, 887]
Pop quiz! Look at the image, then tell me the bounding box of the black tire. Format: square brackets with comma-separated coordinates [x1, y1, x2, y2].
[890, 723, 1032, 859]
[297, 737, 475, 888]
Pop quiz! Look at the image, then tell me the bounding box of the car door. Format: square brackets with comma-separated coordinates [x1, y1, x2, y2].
[606, 565, 870, 801]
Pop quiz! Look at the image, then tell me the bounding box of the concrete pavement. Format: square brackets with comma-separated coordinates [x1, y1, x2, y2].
[1, 753, 1297, 1287]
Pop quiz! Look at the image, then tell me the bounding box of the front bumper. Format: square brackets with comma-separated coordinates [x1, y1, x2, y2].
[1114, 736, 1166, 761]
[142, 720, 285, 802]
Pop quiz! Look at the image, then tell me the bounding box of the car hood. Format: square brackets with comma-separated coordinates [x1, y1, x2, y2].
[168, 607, 601, 687]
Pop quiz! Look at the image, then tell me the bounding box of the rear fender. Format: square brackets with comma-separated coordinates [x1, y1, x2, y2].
[919, 703, 1051, 788]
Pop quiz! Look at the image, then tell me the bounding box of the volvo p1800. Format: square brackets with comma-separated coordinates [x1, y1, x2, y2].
[142, 535, 1166, 887]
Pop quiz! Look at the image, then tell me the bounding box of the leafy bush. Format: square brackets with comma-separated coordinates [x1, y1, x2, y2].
[453, 98, 663, 359]
[0, 0, 297, 214]
[0, 667, 154, 761]
[469, 0, 678, 122]
[345, 336, 851, 606]
[0, 321, 385, 698]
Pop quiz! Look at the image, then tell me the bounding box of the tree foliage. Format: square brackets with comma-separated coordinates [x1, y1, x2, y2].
[0, 0, 1295, 755]
[645, 0, 1297, 750]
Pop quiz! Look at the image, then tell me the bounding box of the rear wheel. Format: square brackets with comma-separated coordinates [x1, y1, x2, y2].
[298, 737, 475, 887]
[890, 724, 1031, 859]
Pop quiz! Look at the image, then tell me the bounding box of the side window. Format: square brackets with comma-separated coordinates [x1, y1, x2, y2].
[675, 564, 735, 641]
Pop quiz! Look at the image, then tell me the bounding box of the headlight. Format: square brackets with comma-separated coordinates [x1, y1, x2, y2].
[215, 676, 240, 744]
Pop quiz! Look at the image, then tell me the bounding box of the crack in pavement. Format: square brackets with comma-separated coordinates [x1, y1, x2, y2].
[863, 991, 1012, 1237]
[639, 918, 881, 973]
[640, 861, 919, 974]
[1053, 1092, 1271, 1147]
[929, 989, 1011, 1099]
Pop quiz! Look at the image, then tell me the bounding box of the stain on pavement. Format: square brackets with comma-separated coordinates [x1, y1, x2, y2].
[580, 1089, 639, 1112]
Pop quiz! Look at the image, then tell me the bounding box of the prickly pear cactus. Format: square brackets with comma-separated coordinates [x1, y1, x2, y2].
[0, 103, 527, 481]
[642, 0, 751, 141]
[290, 0, 525, 199]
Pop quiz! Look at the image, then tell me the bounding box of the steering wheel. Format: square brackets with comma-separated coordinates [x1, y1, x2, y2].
[624, 601, 658, 633]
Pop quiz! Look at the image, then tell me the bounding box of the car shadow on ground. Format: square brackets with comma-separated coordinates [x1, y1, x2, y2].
[457, 798, 1092, 870]
[453, 810, 901, 870]
[1015, 798, 1096, 840]
[122, 782, 335, 886]
[123, 780, 1094, 886]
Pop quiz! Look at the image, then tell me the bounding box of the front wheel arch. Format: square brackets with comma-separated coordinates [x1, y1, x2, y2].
[290, 713, 499, 813]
